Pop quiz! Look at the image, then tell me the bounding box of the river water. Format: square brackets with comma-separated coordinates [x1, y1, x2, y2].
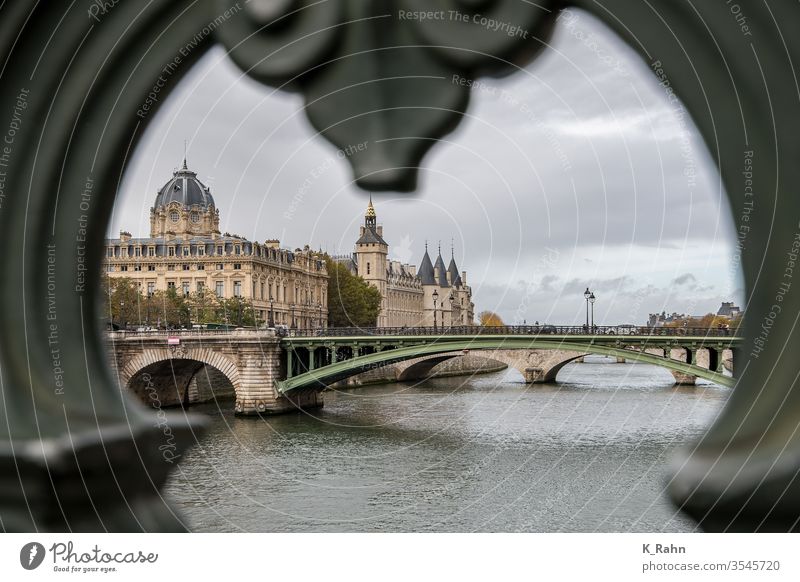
[165, 356, 728, 532]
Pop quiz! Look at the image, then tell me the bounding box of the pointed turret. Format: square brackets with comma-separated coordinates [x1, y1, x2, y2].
[447, 254, 462, 287]
[418, 241, 436, 285]
[434, 242, 449, 287]
[356, 194, 386, 245]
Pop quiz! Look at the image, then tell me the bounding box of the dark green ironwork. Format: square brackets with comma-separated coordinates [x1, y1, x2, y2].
[278, 332, 741, 393]
[0, 0, 798, 531]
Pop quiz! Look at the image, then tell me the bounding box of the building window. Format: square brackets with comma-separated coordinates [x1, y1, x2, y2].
[197, 264, 204, 270]
[198, 247, 205, 256]
[147, 282, 155, 296]
[233, 281, 242, 297]
[134, 265, 141, 272]
[233, 263, 241, 270]
[234, 245, 241, 255]
[216, 263, 223, 270]
[148, 265, 155, 271]
[167, 264, 175, 271]
[183, 247, 190, 256]
[107, 248, 113, 257]
[167, 281, 176, 290]
[106, 265, 113, 272]
[190, 211, 200, 223]
[170, 210, 179, 223]
[215, 281, 224, 297]
[196, 281, 204, 293]
[367, 262, 371, 275]
[134, 247, 141, 257]
[120, 265, 128, 272]
[148, 247, 155, 257]
[182, 282, 190, 297]
[182, 264, 190, 271]
[216, 245, 223, 255]
[168, 247, 175, 257]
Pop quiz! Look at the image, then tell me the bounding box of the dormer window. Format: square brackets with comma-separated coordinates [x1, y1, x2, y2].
[170, 210, 179, 223]
[190, 211, 200, 223]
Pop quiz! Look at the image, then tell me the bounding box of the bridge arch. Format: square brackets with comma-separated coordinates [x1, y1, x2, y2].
[278, 338, 734, 394]
[120, 348, 240, 407]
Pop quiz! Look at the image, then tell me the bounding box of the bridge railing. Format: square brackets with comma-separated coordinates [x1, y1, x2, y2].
[105, 324, 738, 339]
[285, 325, 737, 338]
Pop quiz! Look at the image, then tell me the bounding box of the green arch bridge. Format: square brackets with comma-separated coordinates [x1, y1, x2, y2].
[276, 325, 741, 394]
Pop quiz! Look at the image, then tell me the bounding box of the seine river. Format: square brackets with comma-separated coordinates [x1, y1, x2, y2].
[165, 356, 728, 532]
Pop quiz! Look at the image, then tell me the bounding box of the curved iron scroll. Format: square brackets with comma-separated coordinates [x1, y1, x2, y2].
[0, 0, 798, 531]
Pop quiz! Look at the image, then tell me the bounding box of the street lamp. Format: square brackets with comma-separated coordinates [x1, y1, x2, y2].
[589, 292, 596, 330]
[432, 289, 439, 331]
[583, 287, 591, 330]
[268, 295, 274, 328]
[120, 300, 125, 330]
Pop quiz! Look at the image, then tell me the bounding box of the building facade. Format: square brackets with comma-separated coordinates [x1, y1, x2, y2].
[336, 199, 475, 328]
[104, 160, 328, 328]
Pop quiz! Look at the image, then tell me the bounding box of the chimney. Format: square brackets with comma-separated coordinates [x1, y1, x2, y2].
[119, 230, 132, 242]
[377, 225, 383, 236]
[461, 271, 467, 285]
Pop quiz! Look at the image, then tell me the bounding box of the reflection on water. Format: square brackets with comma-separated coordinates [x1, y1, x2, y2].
[165, 357, 728, 532]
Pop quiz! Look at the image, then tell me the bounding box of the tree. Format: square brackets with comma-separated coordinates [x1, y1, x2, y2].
[149, 288, 189, 328]
[324, 257, 382, 327]
[218, 297, 258, 327]
[478, 310, 505, 327]
[101, 276, 143, 329]
[187, 291, 221, 324]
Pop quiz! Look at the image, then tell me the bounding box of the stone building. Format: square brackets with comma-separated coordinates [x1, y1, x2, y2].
[336, 198, 475, 328]
[104, 160, 328, 328]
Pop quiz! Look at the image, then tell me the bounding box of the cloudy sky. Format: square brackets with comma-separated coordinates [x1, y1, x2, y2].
[111, 9, 742, 326]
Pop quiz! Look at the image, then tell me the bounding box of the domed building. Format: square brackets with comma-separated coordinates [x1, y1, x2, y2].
[105, 159, 328, 328]
[149, 159, 220, 238]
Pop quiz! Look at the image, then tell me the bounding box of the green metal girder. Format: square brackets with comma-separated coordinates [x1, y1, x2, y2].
[276, 337, 740, 393]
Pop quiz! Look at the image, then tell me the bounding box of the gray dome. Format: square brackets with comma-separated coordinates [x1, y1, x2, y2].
[154, 160, 215, 210]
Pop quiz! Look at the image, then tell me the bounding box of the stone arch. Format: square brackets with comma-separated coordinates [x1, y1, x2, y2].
[119, 348, 241, 406]
[467, 349, 588, 383]
[397, 354, 461, 382]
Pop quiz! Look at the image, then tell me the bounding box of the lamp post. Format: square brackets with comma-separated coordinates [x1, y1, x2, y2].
[589, 292, 596, 330]
[290, 303, 296, 329]
[120, 300, 125, 330]
[432, 289, 439, 331]
[268, 295, 274, 327]
[583, 287, 591, 330]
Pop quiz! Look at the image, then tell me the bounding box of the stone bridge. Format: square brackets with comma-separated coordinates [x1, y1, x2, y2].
[108, 326, 741, 416]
